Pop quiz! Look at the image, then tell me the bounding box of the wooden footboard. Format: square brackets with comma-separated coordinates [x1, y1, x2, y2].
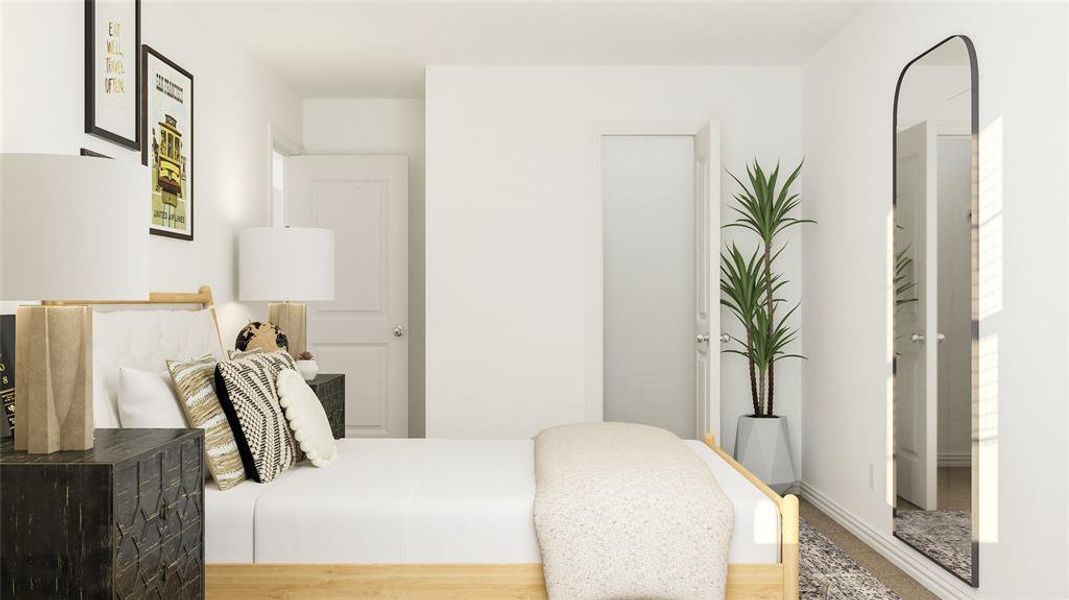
[704, 433, 800, 600]
[205, 434, 799, 600]
[206, 563, 787, 599]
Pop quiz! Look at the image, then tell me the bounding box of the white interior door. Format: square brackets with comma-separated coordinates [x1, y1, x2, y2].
[287, 155, 409, 438]
[694, 122, 720, 441]
[894, 122, 938, 509]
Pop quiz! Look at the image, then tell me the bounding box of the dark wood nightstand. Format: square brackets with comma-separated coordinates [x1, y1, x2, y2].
[1, 428, 205, 599]
[307, 373, 345, 439]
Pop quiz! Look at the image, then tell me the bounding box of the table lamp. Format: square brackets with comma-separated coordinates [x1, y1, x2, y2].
[0, 154, 149, 453]
[238, 227, 335, 358]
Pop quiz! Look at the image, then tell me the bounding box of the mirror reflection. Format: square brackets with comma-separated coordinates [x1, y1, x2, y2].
[892, 35, 978, 587]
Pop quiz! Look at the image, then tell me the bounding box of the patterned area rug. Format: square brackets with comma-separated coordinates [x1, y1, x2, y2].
[894, 510, 972, 582]
[801, 520, 900, 599]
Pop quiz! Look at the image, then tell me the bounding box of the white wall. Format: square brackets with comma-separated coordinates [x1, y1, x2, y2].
[425, 66, 804, 459]
[302, 98, 426, 437]
[0, 0, 302, 344]
[801, 3, 1068, 598]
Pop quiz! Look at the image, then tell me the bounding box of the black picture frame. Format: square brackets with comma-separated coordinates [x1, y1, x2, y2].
[84, 0, 140, 150]
[142, 45, 194, 241]
[79, 148, 112, 159]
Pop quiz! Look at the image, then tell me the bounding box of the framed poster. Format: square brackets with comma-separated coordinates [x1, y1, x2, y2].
[84, 0, 140, 150]
[80, 148, 112, 159]
[142, 45, 194, 240]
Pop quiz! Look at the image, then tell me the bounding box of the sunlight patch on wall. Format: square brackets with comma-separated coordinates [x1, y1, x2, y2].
[975, 116, 1002, 544]
[978, 117, 1003, 320]
[976, 333, 998, 543]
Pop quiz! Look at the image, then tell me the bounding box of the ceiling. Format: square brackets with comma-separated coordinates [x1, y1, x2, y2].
[191, 1, 867, 98]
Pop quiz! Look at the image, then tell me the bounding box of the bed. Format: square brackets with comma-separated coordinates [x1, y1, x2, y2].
[76, 288, 799, 599]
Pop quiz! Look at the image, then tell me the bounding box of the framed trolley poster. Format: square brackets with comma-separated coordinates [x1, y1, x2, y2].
[84, 0, 140, 149]
[142, 45, 194, 240]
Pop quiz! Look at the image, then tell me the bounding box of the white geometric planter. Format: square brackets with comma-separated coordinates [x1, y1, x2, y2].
[734, 415, 796, 494]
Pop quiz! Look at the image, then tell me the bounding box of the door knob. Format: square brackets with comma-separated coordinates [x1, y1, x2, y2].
[393, 325, 405, 338]
[910, 333, 925, 343]
[696, 334, 710, 344]
[936, 333, 946, 343]
[720, 333, 731, 344]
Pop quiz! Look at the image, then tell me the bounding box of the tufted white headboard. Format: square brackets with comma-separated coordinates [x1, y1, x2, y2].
[47, 287, 224, 428]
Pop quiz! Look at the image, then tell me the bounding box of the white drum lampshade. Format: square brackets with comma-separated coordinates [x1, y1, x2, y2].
[1, 154, 149, 301]
[239, 227, 335, 357]
[0, 153, 149, 453]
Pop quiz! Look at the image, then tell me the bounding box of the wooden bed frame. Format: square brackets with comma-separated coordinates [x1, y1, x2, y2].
[204, 434, 799, 600]
[65, 288, 799, 599]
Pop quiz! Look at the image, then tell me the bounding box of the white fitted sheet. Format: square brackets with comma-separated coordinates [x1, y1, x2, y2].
[204, 438, 779, 564]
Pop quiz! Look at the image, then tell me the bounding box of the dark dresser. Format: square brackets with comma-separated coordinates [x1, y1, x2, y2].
[307, 373, 346, 439]
[1, 428, 205, 599]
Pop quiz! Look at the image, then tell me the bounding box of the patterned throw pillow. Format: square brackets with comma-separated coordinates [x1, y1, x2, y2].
[227, 348, 264, 360]
[215, 351, 303, 483]
[167, 354, 247, 491]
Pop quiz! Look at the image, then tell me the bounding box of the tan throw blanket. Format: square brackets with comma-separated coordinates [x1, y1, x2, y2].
[534, 422, 734, 600]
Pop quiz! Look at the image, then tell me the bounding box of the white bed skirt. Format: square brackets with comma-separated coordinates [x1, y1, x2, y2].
[204, 438, 780, 565]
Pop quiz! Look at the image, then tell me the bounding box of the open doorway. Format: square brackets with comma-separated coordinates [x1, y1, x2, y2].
[602, 135, 696, 437]
[590, 121, 720, 440]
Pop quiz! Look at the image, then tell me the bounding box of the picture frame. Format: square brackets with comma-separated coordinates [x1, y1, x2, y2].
[79, 148, 112, 159]
[142, 45, 194, 241]
[84, 0, 140, 150]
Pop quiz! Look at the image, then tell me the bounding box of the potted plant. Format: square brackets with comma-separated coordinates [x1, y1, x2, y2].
[721, 159, 812, 493]
[296, 351, 320, 381]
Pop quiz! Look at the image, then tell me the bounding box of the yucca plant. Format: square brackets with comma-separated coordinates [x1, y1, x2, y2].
[894, 245, 917, 307]
[721, 159, 812, 417]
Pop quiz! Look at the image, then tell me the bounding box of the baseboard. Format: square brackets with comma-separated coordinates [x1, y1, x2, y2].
[799, 482, 976, 600]
[938, 453, 971, 468]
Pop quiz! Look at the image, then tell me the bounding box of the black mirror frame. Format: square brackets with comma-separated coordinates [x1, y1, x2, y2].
[890, 34, 980, 589]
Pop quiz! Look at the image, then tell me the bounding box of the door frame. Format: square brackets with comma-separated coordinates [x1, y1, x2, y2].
[585, 119, 722, 439]
[265, 122, 303, 226]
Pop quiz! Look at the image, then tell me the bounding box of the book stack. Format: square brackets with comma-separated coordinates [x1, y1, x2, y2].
[0, 315, 13, 438]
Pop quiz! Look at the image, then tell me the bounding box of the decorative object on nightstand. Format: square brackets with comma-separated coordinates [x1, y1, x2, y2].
[0, 428, 205, 598]
[0, 154, 149, 454]
[234, 320, 289, 354]
[295, 351, 320, 381]
[238, 227, 335, 359]
[306, 373, 345, 439]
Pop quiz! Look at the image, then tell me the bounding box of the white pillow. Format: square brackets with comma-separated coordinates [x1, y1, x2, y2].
[276, 368, 337, 468]
[117, 367, 187, 429]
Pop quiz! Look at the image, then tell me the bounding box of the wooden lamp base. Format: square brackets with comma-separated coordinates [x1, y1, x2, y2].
[268, 302, 307, 359]
[13, 305, 94, 454]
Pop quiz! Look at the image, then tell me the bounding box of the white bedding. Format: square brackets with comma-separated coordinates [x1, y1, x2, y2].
[205, 438, 779, 565]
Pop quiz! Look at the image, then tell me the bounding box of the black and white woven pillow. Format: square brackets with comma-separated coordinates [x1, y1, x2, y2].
[215, 351, 303, 483]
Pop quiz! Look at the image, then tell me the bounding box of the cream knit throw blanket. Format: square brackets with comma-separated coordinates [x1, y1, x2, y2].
[534, 422, 734, 600]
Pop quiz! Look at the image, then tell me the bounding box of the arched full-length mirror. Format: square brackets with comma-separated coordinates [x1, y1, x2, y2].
[892, 35, 978, 587]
